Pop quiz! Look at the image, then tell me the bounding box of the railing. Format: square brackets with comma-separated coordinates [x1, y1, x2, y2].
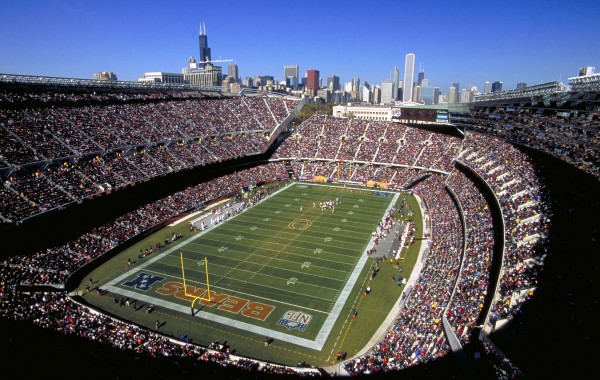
[0, 73, 222, 92]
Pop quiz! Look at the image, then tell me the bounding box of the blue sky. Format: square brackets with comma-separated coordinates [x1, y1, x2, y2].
[1, 0, 599, 92]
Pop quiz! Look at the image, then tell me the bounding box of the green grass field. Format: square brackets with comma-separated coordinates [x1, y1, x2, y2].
[81, 182, 423, 366]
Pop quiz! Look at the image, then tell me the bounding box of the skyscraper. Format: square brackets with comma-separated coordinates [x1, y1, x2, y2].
[227, 63, 238, 83]
[483, 81, 491, 94]
[284, 65, 299, 89]
[381, 80, 394, 104]
[461, 88, 474, 103]
[452, 82, 460, 103]
[418, 87, 440, 105]
[403, 53, 415, 103]
[412, 85, 420, 103]
[198, 22, 211, 68]
[352, 77, 361, 101]
[352, 77, 360, 93]
[392, 66, 400, 100]
[491, 81, 503, 92]
[306, 69, 320, 97]
[362, 81, 371, 103]
[516, 82, 527, 90]
[417, 67, 425, 86]
[372, 85, 381, 105]
[327, 75, 340, 91]
[448, 86, 457, 104]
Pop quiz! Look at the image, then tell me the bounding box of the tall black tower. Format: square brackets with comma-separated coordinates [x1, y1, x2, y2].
[199, 22, 211, 68]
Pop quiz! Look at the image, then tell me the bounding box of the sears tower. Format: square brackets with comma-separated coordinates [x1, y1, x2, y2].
[199, 22, 211, 68]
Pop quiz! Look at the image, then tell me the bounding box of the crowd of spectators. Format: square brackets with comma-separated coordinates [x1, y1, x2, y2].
[457, 133, 549, 328]
[451, 110, 599, 179]
[0, 90, 298, 223]
[274, 115, 461, 173]
[445, 169, 494, 345]
[0, 89, 174, 106]
[343, 130, 548, 375]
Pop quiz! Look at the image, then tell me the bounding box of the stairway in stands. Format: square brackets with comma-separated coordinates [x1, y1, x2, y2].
[284, 161, 295, 179]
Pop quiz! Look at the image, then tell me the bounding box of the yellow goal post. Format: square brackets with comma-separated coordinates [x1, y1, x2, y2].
[179, 252, 211, 309]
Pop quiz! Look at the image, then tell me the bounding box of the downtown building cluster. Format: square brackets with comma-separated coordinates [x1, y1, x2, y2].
[92, 23, 597, 109]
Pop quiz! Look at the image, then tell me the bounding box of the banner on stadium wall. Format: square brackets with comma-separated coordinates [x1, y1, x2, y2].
[309, 176, 328, 183]
[367, 180, 392, 188]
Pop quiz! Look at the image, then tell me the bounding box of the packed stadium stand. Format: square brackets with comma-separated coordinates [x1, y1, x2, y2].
[0, 78, 598, 379]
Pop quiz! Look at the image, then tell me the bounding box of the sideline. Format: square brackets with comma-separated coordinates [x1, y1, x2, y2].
[330, 191, 430, 375]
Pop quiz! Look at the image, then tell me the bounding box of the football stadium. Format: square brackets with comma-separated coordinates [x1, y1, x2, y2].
[1, 73, 598, 379]
[1, 5, 599, 378]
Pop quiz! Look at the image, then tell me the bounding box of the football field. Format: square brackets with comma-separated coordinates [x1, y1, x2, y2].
[100, 182, 398, 351]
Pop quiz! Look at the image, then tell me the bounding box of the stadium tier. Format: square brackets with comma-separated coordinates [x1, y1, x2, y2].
[0, 91, 299, 223]
[450, 106, 599, 180]
[0, 86, 555, 378]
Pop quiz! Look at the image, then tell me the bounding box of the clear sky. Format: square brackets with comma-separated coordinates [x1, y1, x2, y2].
[1, 0, 599, 93]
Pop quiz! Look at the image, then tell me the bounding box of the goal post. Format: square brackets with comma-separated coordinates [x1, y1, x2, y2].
[179, 252, 211, 309]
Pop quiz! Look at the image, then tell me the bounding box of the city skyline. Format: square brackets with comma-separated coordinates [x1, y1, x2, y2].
[1, 0, 599, 93]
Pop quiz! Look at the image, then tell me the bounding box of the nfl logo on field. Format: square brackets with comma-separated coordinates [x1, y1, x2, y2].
[278, 310, 312, 332]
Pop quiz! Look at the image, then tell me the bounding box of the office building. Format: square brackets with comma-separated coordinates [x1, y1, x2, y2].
[516, 82, 527, 90]
[138, 72, 185, 84]
[461, 88, 473, 103]
[93, 72, 118, 81]
[417, 68, 425, 86]
[284, 65, 299, 90]
[184, 63, 222, 87]
[419, 86, 440, 105]
[253, 75, 274, 87]
[381, 80, 395, 104]
[352, 77, 361, 101]
[306, 69, 320, 97]
[491, 81, 503, 92]
[461, 86, 478, 103]
[198, 22, 211, 68]
[448, 86, 457, 104]
[227, 63, 239, 83]
[344, 81, 353, 92]
[483, 81, 491, 94]
[412, 85, 420, 102]
[403, 53, 415, 102]
[285, 76, 298, 90]
[398, 80, 403, 101]
[317, 88, 331, 103]
[327, 75, 340, 92]
[372, 85, 381, 105]
[352, 77, 360, 93]
[392, 66, 400, 100]
[332, 104, 393, 121]
[452, 82, 460, 103]
[362, 81, 371, 103]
